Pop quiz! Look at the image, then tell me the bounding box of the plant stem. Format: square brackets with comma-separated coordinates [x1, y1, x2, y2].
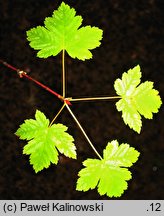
[62, 49, 66, 98]
[22, 73, 71, 105]
[65, 104, 102, 160]
[0, 59, 71, 105]
[49, 103, 66, 127]
[0, 59, 18, 72]
[23, 72, 60, 97]
[70, 96, 121, 102]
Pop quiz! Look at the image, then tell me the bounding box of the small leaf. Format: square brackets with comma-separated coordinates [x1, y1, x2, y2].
[15, 110, 76, 173]
[114, 65, 162, 133]
[76, 140, 140, 198]
[27, 2, 103, 60]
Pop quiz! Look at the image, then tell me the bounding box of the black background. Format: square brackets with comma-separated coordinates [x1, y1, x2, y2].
[0, 0, 163, 199]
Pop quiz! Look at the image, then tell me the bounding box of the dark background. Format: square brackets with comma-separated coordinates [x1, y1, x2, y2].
[0, 0, 163, 199]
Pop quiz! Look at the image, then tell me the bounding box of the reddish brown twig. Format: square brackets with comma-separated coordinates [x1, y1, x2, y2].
[0, 59, 71, 105]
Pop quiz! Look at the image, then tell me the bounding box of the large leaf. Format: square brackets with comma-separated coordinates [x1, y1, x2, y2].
[114, 65, 162, 133]
[76, 140, 140, 198]
[15, 110, 76, 173]
[27, 2, 103, 60]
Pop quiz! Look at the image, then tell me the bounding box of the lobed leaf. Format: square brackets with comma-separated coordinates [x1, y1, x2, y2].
[114, 65, 162, 133]
[27, 2, 103, 60]
[76, 140, 140, 198]
[15, 110, 76, 173]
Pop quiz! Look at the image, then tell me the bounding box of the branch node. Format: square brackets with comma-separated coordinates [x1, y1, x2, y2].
[17, 70, 26, 78]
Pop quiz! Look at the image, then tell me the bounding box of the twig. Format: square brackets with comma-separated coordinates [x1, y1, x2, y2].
[0, 59, 19, 72]
[0, 59, 71, 105]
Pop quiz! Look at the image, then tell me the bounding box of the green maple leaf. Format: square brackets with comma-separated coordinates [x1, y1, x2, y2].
[76, 140, 140, 198]
[114, 65, 162, 133]
[27, 2, 103, 60]
[15, 110, 76, 173]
